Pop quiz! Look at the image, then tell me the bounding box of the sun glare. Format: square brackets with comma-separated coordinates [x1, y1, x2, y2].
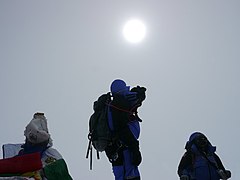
[123, 19, 146, 43]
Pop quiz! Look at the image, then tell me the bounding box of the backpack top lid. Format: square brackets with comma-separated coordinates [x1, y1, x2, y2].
[93, 93, 111, 111]
[110, 79, 130, 95]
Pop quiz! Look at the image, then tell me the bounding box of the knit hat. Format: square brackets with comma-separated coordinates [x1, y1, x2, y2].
[24, 112, 52, 145]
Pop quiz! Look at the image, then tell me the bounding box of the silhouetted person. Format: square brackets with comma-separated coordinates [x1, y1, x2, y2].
[178, 132, 231, 180]
[105, 79, 146, 180]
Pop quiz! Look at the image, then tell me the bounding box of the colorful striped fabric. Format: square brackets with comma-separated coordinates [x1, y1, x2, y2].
[0, 152, 42, 174]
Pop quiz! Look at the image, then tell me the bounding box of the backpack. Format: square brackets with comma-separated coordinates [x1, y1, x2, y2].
[86, 92, 113, 170]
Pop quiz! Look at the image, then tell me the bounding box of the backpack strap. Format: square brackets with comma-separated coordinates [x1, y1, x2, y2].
[107, 103, 132, 113]
[200, 151, 219, 169]
[108, 103, 142, 122]
[86, 134, 100, 170]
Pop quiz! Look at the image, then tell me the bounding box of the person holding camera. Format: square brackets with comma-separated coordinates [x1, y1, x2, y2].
[105, 79, 146, 180]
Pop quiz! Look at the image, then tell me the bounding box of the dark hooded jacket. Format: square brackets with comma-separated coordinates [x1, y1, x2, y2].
[177, 132, 227, 180]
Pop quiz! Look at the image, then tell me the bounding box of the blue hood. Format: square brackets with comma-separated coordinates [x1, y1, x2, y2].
[110, 79, 130, 95]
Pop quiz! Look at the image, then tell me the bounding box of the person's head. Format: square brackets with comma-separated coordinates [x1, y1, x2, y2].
[110, 79, 130, 96]
[185, 132, 211, 152]
[24, 112, 52, 146]
[193, 133, 208, 149]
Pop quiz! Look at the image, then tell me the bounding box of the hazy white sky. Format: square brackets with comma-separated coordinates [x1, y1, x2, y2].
[0, 1, 239, 179]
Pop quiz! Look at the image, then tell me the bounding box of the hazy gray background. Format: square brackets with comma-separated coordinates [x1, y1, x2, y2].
[0, 1, 239, 179]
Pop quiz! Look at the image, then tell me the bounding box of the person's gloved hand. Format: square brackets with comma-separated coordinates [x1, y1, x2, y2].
[180, 175, 189, 180]
[131, 149, 142, 166]
[225, 170, 231, 179]
[218, 169, 231, 179]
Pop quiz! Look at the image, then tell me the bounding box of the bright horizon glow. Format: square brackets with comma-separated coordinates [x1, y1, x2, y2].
[123, 19, 146, 43]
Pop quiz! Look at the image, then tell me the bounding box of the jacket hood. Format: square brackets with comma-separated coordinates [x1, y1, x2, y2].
[185, 132, 216, 154]
[110, 79, 130, 95]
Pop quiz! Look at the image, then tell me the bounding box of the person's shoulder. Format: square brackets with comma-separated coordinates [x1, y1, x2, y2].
[183, 150, 194, 159]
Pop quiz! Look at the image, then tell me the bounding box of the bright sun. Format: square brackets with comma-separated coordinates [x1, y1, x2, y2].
[123, 19, 146, 43]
